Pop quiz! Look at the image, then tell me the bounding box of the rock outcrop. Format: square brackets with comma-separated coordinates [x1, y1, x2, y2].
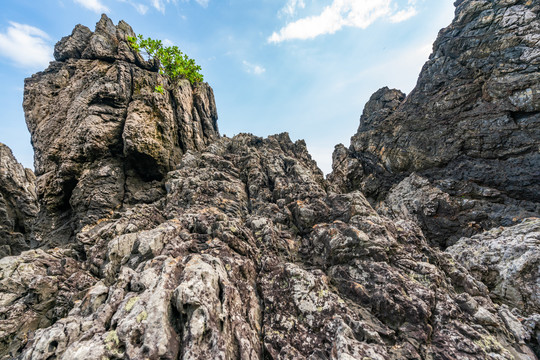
[1, 2, 539, 359]
[3, 133, 535, 359]
[0, 143, 38, 257]
[329, 0, 540, 247]
[23, 14, 218, 246]
[447, 218, 540, 355]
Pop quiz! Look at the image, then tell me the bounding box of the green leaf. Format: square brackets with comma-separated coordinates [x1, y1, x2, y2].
[127, 34, 204, 85]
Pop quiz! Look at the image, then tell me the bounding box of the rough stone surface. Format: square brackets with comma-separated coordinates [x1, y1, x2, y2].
[1, 4, 539, 360]
[23, 14, 219, 246]
[2, 134, 534, 359]
[330, 0, 540, 246]
[379, 173, 538, 247]
[0, 143, 38, 258]
[447, 218, 540, 316]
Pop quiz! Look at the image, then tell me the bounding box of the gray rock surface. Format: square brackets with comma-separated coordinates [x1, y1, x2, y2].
[1, 4, 539, 360]
[330, 0, 540, 246]
[379, 173, 538, 247]
[447, 218, 540, 315]
[0, 143, 38, 257]
[4, 134, 535, 359]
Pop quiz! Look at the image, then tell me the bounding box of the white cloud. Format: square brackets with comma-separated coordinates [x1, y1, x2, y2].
[152, 0, 165, 13]
[73, 0, 110, 13]
[389, 6, 417, 23]
[195, 0, 209, 8]
[279, 0, 305, 17]
[162, 38, 174, 46]
[243, 60, 266, 75]
[153, 0, 206, 13]
[0, 22, 53, 70]
[132, 2, 149, 14]
[269, 0, 419, 43]
[117, 0, 149, 14]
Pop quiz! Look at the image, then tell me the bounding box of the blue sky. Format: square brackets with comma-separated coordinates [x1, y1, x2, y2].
[0, 0, 455, 174]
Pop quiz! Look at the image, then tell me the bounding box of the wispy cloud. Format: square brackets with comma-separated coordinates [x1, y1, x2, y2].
[0, 22, 53, 70]
[152, 0, 175, 13]
[117, 0, 149, 14]
[269, 0, 419, 43]
[152, 0, 207, 13]
[162, 38, 174, 46]
[133, 3, 149, 14]
[243, 60, 266, 75]
[194, 0, 209, 8]
[389, 6, 417, 23]
[73, 0, 110, 13]
[279, 0, 305, 17]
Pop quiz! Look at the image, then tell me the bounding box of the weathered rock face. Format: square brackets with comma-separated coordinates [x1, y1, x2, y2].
[378, 173, 539, 247]
[447, 218, 540, 316]
[23, 14, 219, 245]
[1, 4, 540, 360]
[2, 133, 533, 360]
[330, 0, 540, 246]
[0, 143, 38, 257]
[447, 218, 540, 355]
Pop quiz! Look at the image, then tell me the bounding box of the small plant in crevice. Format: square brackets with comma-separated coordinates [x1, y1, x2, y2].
[127, 34, 204, 93]
[154, 84, 164, 94]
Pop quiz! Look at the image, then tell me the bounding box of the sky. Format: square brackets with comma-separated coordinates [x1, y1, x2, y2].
[0, 0, 456, 175]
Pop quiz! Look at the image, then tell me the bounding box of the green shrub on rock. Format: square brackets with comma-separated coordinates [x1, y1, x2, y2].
[127, 34, 204, 87]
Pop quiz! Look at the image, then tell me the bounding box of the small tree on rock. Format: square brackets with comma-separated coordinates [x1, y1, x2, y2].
[127, 35, 204, 91]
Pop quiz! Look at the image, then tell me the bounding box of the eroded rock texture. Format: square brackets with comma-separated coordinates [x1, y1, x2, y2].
[329, 0, 540, 247]
[1, 2, 540, 359]
[2, 134, 534, 359]
[23, 14, 218, 246]
[447, 218, 540, 316]
[0, 144, 38, 258]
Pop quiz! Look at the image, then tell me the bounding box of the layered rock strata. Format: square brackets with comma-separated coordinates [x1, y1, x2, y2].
[329, 0, 540, 247]
[23, 14, 219, 246]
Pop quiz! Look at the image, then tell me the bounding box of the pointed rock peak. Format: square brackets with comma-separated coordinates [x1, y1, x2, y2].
[25, 15, 219, 244]
[53, 14, 146, 67]
[95, 13, 116, 35]
[331, 0, 540, 246]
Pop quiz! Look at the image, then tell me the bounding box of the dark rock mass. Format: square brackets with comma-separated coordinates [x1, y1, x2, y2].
[329, 0, 540, 247]
[0, 144, 38, 258]
[0, 1, 539, 359]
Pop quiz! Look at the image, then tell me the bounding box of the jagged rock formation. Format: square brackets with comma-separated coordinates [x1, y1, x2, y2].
[1, 2, 539, 359]
[329, 0, 540, 247]
[23, 14, 218, 246]
[3, 132, 535, 360]
[0, 144, 38, 257]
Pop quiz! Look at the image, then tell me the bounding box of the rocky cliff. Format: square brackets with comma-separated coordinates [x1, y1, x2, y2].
[23, 14, 218, 247]
[329, 0, 540, 247]
[0, 144, 38, 257]
[0, 1, 539, 359]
